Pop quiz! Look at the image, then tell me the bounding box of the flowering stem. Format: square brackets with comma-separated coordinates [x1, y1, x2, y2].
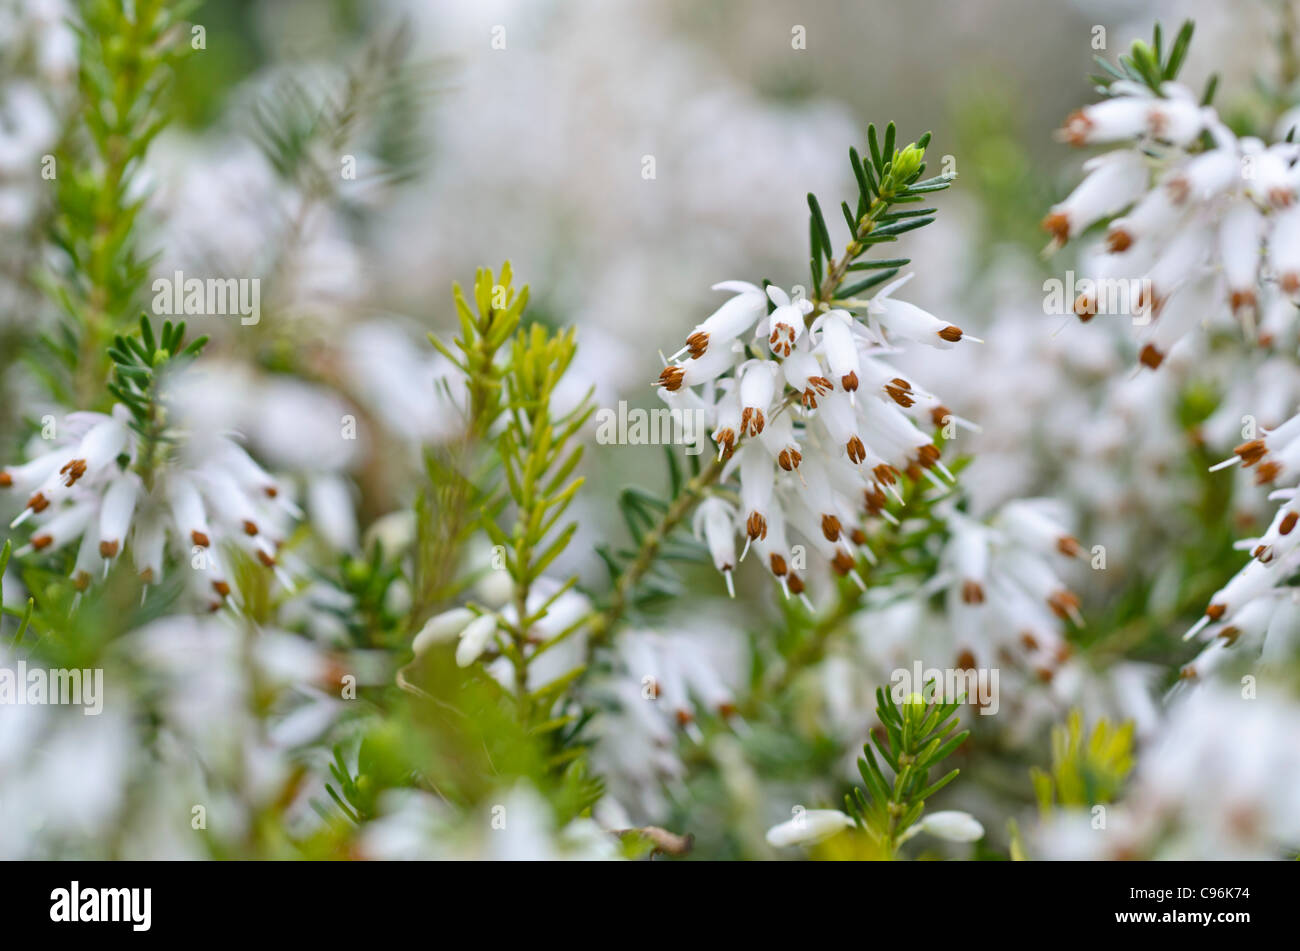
[815, 191, 894, 307]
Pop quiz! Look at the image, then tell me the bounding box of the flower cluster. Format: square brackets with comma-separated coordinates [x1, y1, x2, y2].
[1, 403, 296, 608]
[1181, 408, 1300, 678]
[661, 276, 974, 598]
[1047, 77, 1300, 368]
[941, 499, 1085, 680]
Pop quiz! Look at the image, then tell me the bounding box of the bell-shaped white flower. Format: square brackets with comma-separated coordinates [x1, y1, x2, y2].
[765, 809, 854, 848]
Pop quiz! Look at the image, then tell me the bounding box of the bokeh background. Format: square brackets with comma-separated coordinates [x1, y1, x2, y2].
[4, 0, 1300, 860]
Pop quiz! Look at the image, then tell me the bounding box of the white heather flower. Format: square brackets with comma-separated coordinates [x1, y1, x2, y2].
[1042, 149, 1149, 244]
[455, 613, 500, 668]
[760, 284, 812, 358]
[916, 810, 984, 843]
[693, 497, 738, 595]
[737, 359, 779, 437]
[765, 809, 853, 848]
[676, 280, 768, 360]
[812, 309, 862, 394]
[412, 607, 476, 656]
[656, 339, 740, 392]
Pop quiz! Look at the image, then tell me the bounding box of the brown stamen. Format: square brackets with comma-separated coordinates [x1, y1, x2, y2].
[656, 366, 685, 391]
[1138, 343, 1164, 370]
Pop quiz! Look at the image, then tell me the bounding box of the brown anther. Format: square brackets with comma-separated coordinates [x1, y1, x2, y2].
[1255, 460, 1282, 484]
[264, 485, 278, 498]
[257, 549, 276, 567]
[961, 580, 985, 605]
[1105, 228, 1133, 253]
[686, 332, 708, 358]
[1233, 439, 1266, 466]
[905, 463, 922, 481]
[1205, 603, 1226, 621]
[31, 534, 52, 551]
[847, 436, 866, 465]
[0, 471, 11, 488]
[139, 567, 155, 584]
[26, 492, 49, 513]
[831, 550, 855, 575]
[916, 443, 940, 468]
[1138, 343, 1164, 370]
[73, 571, 91, 592]
[821, 514, 842, 542]
[1056, 535, 1081, 557]
[675, 709, 694, 728]
[841, 371, 859, 392]
[1074, 293, 1097, 319]
[746, 512, 767, 540]
[1217, 626, 1241, 645]
[1046, 589, 1080, 620]
[930, 405, 952, 427]
[769, 553, 788, 577]
[59, 458, 87, 487]
[1035, 666, 1055, 684]
[212, 580, 231, 598]
[955, 650, 977, 671]
[1179, 664, 1198, 681]
[1020, 632, 1039, 651]
[777, 448, 801, 471]
[656, 365, 685, 391]
[937, 325, 963, 343]
[872, 464, 899, 486]
[786, 572, 805, 595]
[1230, 289, 1257, 313]
[884, 383, 914, 407]
[1281, 512, 1298, 535]
[1282, 272, 1300, 295]
[849, 528, 868, 545]
[1042, 211, 1071, 243]
[99, 539, 120, 558]
[863, 487, 887, 514]
[242, 520, 259, 536]
[191, 531, 210, 548]
[1060, 110, 1093, 146]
